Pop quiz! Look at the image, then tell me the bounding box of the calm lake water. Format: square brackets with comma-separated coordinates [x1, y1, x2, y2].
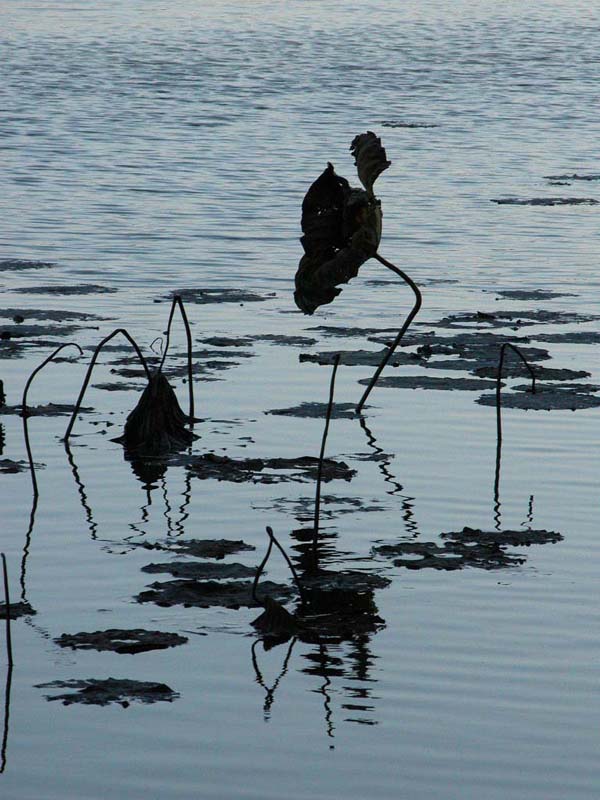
[1, 2, 600, 798]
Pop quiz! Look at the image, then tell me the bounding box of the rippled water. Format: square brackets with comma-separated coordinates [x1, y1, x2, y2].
[1, 2, 600, 798]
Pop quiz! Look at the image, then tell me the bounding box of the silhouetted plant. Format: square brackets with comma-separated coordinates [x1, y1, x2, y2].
[294, 132, 423, 412]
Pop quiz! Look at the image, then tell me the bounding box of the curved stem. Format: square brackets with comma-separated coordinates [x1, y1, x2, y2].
[64, 329, 151, 442]
[22, 343, 83, 498]
[251, 535, 274, 605]
[158, 295, 194, 422]
[1, 555, 13, 668]
[266, 527, 306, 607]
[312, 354, 340, 573]
[356, 252, 422, 414]
[494, 343, 536, 528]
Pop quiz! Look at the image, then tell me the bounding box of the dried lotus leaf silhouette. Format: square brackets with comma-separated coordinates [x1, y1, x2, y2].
[295, 132, 423, 413]
[294, 132, 390, 315]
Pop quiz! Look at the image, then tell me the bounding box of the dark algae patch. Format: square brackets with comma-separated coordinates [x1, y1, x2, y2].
[492, 197, 598, 206]
[167, 288, 276, 305]
[173, 452, 356, 484]
[134, 539, 255, 560]
[36, 678, 178, 706]
[55, 629, 188, 654]
[0, 601, 36, 619]
[441, 527, 563, 547]
[0, 259, 54, 271]
[13, 284, 118, 295]
[477, 383, 600, 411]
[300, 348, 421, 367]
[490, 289, 577, 301]
[266, 402, 360, 419]
[358, 375, 499, 392]
[0, 458, 39, 474]
[136, 579, 295, 609]
[141, 562, 256, 580]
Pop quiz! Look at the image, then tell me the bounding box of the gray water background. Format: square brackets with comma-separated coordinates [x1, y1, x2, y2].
[1, 1, 599, 798]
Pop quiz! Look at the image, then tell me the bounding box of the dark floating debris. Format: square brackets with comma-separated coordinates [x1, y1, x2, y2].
[534, 331, 600, 345]
[13, 285, 118, 295]
[0, 307, 106, 322]
[381, 120, 438, 128]
[168, 288, 275, 305]
[431, 309, 598, 329]
[134, 539, 255, 560]
[141, 562, 256, 580]
[0, 459, 39, 474]
[373, 540, 524, 570]
[200, 336, 255, 348]
[36, 678, 178, 706]
[441, 527, 563, 547]
[477, 382, 600, 411]
[358, 375, 499, 392]
[266, 402, 360, 419]
[492, 197, 598, 206]
[55, 629, 188, 655]
[174, 452, 356, 484]
[474, 364, 589, 382]
[300, 348, 420, 367]
[544, 173, 600, 182]
[136, 579, 294, 609]
[491, 289, 577, 301]
[0, 259, 54, 271]
[0, 601, 36, 619]
[0, 403, 93, 418]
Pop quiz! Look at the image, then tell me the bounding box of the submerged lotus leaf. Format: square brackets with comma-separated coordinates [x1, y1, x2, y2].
[136, 579, 295, 609]
[441, 527, 563, 547]
[55, 629, 188, 654]
[36, 677, 178, 706]
[294, 132, 390, 314]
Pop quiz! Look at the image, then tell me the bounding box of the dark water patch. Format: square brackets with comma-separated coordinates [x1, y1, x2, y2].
[13, 285, 118, 296]
[200, 336, 255, 348]
[1, 402, 93, 417]
[0, 458, 39, 474]
[490, 289, 577, 300]
[0, 323, 84, 340]
[55, 629, 188, 654]
[381, 120, 438, 128]
[167, 288, 276, 305]
[544, 173, 600, 181]
[492, 197, 598, 206]
[137, 579, 294, 609]
[0, 601, 36, 619]
[0, 308, 108, 322]
[477, 382, 600, 410]
[252, 333, 318, 346]
[299, 348, 422, 367]
[308, 325, 399, 339]
[93, 381, 145, 392]
[358, 375, 498, 392]
[266, 402, 360, 419]
[36, 678, 178, 706]
[0, 259, 54, 271]
[134, 538, 255, 559]
[441, 527, 563, 547]
[534, 331, 600, 345]
[474, 364, 590, 381]
[142, 562, 256, 580]
[372, 541, 524, 570]
[432, 309, 598, 329]
[172, 452, 356, 484]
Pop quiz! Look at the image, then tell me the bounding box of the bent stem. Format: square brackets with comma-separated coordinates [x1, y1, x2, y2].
[22, 343, 83, 498]
[252, 527, 306, 608]
[494, 343, 536, 528]
[356, 252, 423, 414]
[64, 329, 151, 442]
[158, 295, 195, 422]
[311, 355, 340, 573]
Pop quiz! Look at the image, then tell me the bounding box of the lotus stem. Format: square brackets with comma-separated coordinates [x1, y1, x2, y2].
[64, 329, 151, 442]
[311, 354, 340, 573]
[1, 555, 13, 668]
[356, 252, 422, 414]
[251, 534, 274, 605]
[21, 343, 83, 497]
[266, 527, 306, 607]
[158, 295, 194, 422]
[494, 343, 536, 528]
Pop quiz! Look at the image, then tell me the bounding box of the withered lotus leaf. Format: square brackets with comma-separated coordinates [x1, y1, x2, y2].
[294, 132, 390, 314]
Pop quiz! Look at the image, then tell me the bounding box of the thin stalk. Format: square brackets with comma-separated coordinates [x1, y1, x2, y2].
[64, 329, 151, 442]
[494, 343, 536, 528]
[22, 343, 82, 497]
[158, 295, 194, 422]
[356, 252, 423, 414]
[266, 527, 306, 607]
[251, 536, 274, 605]
[1, 555, 13, 668]
[0, 662, 12, 774]
[311, 355, 340, 573]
